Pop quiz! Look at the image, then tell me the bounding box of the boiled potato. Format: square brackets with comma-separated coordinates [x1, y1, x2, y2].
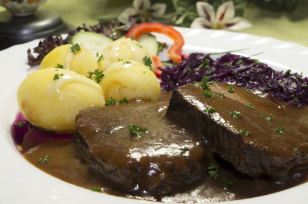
[39, 44, 99, 76]
[99, 60, 160, 102]
[99, 38, 155, 72]
[17, 68, 105, 133]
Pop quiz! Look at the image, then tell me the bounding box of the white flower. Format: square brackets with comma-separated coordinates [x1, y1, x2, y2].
[118, 0, 167, 24]
[190, 1, 251, 31]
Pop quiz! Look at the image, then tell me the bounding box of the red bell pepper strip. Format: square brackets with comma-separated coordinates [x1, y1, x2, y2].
[126, 22, 188, 69]
[152, 55, 163, 76]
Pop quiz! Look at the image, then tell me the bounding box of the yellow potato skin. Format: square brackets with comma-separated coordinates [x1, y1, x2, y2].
[100, 60, 160, 102]
[99, 38, 155, 72]
[17, 68, 105, 133]
[39, 44, 99, 76]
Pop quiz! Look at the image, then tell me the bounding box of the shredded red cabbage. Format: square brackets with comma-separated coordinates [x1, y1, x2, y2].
[159, 53, 308, 107]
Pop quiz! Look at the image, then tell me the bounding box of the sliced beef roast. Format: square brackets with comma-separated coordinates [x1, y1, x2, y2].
[74, 102, 205, 197]
[167, 83, 308, 179]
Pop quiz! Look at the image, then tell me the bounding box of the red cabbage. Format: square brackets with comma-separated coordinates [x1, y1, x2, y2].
[159, 53, 308, 107]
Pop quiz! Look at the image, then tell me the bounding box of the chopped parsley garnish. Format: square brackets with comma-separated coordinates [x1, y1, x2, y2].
[15, 121, 26, 127]
[70, 43, 81, 54]
[237, 59, 243, 64]
[297, 72, 303, 78]
[225, 62, 231, 66]
[231, 111, 241, 118]
[53, 73, 63, 80]
[105, 97, 117, 106]
[218, 93, 225, 98]
[38, 155, 50, 163]
[207, 163, 219, 179]
[202, 89, 214, 98]
[201, 76, 211, 90]
[241, 128, 251, 136]
[188, 68, 192, 74]
[92, 108, 98, 111]
[91, 186, 101, 192]
[262, 114, 274, 121]
[204, 106, 216, 114]
[96, 53, 104, 62]
[195, 59, 210, 71]
[275, 126, 285, 134]
[128, 125, 147, 139]
[123, 61, 131, 64]
[181, 147, 188, 153]
[120, 97, 129, 104]
[143, 56, 152, 70]
[247, 103, 254, 108]
[292, 97, 300, 102]
[284, 69, 291, 77]
[55, 63, 64, 68]
[227, 86, 234, 93]
[87, 69, 104, 83]
[253, 59, 260, 65]
[221, 177, 232, 188]
[118, 58, 123, 62]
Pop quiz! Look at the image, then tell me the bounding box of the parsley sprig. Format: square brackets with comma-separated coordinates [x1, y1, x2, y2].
[221, 177, 232, 188]
[207, 163, 219, 179]
[105, 97, 117, 106]
[227, 87, 234, 93]
[241, 128, 251, 136]
[70, 43, 81, 54]
[55, 63, 64, 68]
[247, 103, 254, 108]
[87, 69, 104, 83]
[262, 114, 274, 121]
[91, 186, 101, 192]
[120, 97, 129, 104]
[181, 147, 188, 153]
[202, 89, 214, 98]
[195, 59, 210, 71]
[143, 56, 152, 70]
[204, 106, 216, 114]
[275, 126, 285, 134]
[231, 111, 241, 118]
[38, 155, 50, 163]
[53, 73, 63, 80]
[96, 53, 104, 62]
[200, 76, 211, 90]
[15, 121, 26, 127]
[218, 93, 225, 98]
[128, 125, 147, 139]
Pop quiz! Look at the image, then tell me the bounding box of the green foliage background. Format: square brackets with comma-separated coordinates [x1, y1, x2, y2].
[150, 0, 298, 27]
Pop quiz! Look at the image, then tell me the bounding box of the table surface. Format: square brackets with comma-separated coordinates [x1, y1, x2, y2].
[0, 0, 307, 47]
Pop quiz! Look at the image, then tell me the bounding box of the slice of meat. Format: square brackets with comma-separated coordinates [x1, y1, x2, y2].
[167, 83, 308, 180]
[74, 102, 205, 197]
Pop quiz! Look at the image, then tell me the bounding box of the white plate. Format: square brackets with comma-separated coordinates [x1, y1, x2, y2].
[1, 27, 308, 204]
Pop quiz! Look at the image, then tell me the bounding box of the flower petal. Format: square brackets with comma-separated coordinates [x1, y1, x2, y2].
[216, 1, 234, 24]
[196, 1, 215, 26]
[133, 0, 151, 14]
[149, 3, 166, 18]
[190, 17, 213, 29]
[117, 7, 138, 24]
[223, 17, 252, 31]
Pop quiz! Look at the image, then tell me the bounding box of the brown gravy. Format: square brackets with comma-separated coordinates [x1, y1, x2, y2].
[15, 92, 308, 203]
